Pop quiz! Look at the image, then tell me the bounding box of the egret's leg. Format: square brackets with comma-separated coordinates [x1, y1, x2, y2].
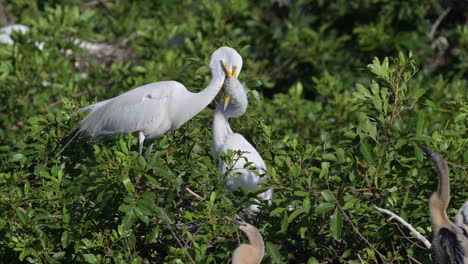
[138, 132, 145, 157]
[145, 140, 154, 159]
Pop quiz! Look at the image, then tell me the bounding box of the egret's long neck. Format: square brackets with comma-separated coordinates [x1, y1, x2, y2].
[212, 103, 233, 155]
[212, 90, 248, 154]
[174, 72, 224, 128]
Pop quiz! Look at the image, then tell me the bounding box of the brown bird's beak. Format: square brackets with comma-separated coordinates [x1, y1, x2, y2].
[226, 216, 246, 226]
[221, 61, 239, 110]
[416, 143, 432, 156]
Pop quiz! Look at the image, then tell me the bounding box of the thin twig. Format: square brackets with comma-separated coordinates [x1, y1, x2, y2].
[80, 0, 112, 10]
[333, 196, 388, 261]
[395, 224, 429, 250]
[374, 206, 431, 249]
[408, 255, 424, 264]
[160, 209, 196, 264]
[447, 161, 467, 170]
[357, 254, 364, 264]
[185, 187, 204, 200]
[429, 8, 452, 40]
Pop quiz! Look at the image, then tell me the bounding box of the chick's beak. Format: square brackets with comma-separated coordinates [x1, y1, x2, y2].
[224, 95, 231, 111]
[221, 61, 239, 110]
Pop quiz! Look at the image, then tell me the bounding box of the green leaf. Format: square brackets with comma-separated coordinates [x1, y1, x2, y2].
[195, 65, 210, 75]
[265, 242, 283, 264]
[134, 207, 149, 224]
[288, 208, 305, 223]
[359, 140, 375, 165]
[356, 83, 372, 98]
[270, 207, 287, 216]
[352, 92, 366, 101]
[315, 202, 335, 214]
[322, 153, 337, 161]
[303, 197, 311, 213]
[342, 198, 359, 210]
[246, 79, 262, 88]
[209, 192, 217, 203]
[61, 230, 69, 248]
[19, 248, 34, 261]
[119, 139, 128, 154]
[145, 227, 160, 244]
[280, 213, 288, 234]
[319, 162, 330, 179]
[416, 111, 424, 135]
[329, 208, 343, 240]
[16, 208, 28, 224]
[321, 190, 334, 202]
[293, 191, 308, 197]
[82, 254, 98, 264]
[122, 176, 135, 193]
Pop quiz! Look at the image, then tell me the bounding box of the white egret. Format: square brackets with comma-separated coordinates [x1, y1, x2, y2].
[455, 202, 468, 234]
[418, 145, 468, 264]
[0, 24, 29, 45]
[75, 46, 242, 157]
[226, 216, 264, 264]
[213, 69, 272, 213]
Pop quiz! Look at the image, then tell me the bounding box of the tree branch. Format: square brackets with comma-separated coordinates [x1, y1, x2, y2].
[374, 206, 431, 249]
[333, 196, 388, 261]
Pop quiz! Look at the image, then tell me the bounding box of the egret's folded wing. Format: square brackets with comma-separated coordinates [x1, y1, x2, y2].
[78, 83, 173, 138]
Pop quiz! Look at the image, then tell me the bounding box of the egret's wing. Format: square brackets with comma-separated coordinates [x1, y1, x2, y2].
[78, 81, 182, 139]
[221, 133, 268, 191]
[221, 133, 267, 172]
[74, 98, 114, 115]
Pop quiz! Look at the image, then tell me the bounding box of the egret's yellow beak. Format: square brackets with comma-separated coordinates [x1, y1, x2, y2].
[221, 61, 239, 78]
[221, 61, 239, 110]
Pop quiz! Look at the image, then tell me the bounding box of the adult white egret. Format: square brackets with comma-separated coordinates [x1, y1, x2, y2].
[0, 24, 29, 45]
[226, 216, 264, 264]
[212, 70, 273, 213]
[418, 145, 468, 264]
[75, 46, 242, 157]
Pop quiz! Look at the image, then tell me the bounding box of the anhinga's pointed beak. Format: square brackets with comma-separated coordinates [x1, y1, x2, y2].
[416, 143, 433, 157]
[221, 61, 239, 110]
[225, 216, 246, 226]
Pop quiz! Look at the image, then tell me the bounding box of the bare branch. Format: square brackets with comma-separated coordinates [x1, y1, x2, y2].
[160, 209, 196, 264]
[185, 187, 204, 200]
[374, 206, 431, 249]
[429, 8, 452, 40]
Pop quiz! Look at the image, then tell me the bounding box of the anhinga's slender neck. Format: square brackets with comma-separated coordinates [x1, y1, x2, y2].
[246, 226, 265, 252]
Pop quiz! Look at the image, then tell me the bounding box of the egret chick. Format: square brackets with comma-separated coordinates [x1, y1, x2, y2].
[226, 217, 264, 264]
[213, 74, 272, 213]
[75, 46, 242, 158]
[455, 202, 468, 234]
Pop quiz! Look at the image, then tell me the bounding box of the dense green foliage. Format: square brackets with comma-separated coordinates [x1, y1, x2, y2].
[0, 0, 467, 263]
